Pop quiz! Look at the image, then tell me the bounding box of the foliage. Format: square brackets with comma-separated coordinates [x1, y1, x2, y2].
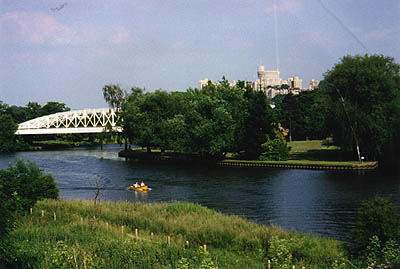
[0, 114, 18, 153]
[0, 160, 59, 267]
[275, 90, 330, 141]
[238, 86, 275, 158]
[120, 79, 275, 159]
[259, 129, 290, 161]
[321, 54, 400, 162]
[351, 196, 400, 258]
[4, 159, 59, 212]
[102, 84, 127, 111]
[2, 100, 70, 124]
[40, 101, 70, 116]
[183, 85, 237, 158]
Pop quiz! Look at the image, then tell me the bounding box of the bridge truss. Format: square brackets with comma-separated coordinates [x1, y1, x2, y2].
[16, 108, 122, 135]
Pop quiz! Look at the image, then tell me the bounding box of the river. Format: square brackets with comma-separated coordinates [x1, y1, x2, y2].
[1, 144, 399, 242]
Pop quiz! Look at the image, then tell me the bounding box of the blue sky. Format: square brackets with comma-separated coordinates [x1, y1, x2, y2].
[1, 0, 399, 109]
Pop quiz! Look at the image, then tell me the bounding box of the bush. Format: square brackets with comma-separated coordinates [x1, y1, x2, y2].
[258, 129, 291, 161]
[351, 196, 400, 265]
[5, 159, 59, 212]
[0, 159, 59, 267]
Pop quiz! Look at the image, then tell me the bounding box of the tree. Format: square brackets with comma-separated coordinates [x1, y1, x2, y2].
[279, 93, 303, 141]
[102, 84, 127, 111]
[0, 160, 59, 267]
[259, 129, 290, 161]
[40, 101, 70, 116]
[0, 100, 8, 114]
[0, 114, 18, 153]
[25, 102, 43, 119]
[238, 88, 275, 158]
[183, 87, 236, 158]
[321, 54, 400, 162]
[102, 84, 129, 148]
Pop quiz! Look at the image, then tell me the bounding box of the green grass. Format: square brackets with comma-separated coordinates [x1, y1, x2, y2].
[287, 140, 352, 162]
[11, 199, 351, 268]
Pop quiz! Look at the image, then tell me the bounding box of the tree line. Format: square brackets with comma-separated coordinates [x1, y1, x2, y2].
[1, 54, 399, 166]
[110, 78, 289, 161]
[0, 101, 70, 152]
[105, 54, 400, 166]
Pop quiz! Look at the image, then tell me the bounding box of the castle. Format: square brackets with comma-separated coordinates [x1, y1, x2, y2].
[199, 65, 319, 98]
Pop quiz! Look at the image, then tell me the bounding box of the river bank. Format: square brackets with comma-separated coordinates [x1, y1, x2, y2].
[118, 149, 378, 171]
[13, 199, 348, 268]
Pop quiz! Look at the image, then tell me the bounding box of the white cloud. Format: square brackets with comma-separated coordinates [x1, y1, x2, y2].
[0, 11, 77, 45]
[263, 0, 303, 14]
[0, 11, 133, 46]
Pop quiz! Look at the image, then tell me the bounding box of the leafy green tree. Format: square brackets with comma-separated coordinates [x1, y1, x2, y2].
[5, 159, 59, 211]
[40, 101, 70, 116]
[122, 88, 156, 152]
[321, 54, 400, 162]
[238, 88, 275, 158]
[0, 114, 18, 153]
[279, 93, 304, 141]
[0, 100, 8, 114]
[25, 102, 43, 119]
[183, 87, 236, 158]
[0, 160, 59, 267]
[102, 84, 127, 111]
[6, 105, 29, 123]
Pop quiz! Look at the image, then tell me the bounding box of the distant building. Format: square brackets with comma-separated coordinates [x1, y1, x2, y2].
[309, 79, 319, 90]
[287, 76, 303, 89]
[198, 65, 317, 99]
[198, 78, 241, 89]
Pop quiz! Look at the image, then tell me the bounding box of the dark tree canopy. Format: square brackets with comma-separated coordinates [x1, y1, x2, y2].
[119, 79, 282, 159]
[321, 54, 400, 162]
[0, 114, 18, 153]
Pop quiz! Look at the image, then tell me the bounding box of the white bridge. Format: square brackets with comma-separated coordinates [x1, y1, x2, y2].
[16, 108, 122, 135]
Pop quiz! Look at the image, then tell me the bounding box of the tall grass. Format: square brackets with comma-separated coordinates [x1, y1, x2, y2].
[12, 199, 349, 268]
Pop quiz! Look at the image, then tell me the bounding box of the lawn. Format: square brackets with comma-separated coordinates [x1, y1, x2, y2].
[288, 140, 354, 162]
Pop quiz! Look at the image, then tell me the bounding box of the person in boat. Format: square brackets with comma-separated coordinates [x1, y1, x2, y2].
[134, 182, 139, 188]
[140, 181, 145, 187]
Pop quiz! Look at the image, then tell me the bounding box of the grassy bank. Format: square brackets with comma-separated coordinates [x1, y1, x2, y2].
[287, 140, 351, 162]
[12, 199, 349, 268]
[121, 141, 377, 169]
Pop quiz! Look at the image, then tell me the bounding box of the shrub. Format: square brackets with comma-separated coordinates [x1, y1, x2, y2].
[351, 196, 400, 264]
[259, 129, 290, 161]
[0, 159, 59, 267]
[6, 159, 59, 212]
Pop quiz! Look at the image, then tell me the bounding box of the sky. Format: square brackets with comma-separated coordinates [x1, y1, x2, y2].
[1, 0, 399, 109]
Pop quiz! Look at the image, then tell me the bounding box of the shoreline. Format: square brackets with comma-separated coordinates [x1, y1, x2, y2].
[118, 150, 378, 171]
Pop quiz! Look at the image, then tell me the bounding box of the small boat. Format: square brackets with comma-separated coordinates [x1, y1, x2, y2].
[129, 185, 149, 191]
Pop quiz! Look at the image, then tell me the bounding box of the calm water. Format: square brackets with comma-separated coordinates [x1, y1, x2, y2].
[1, 144, 399, 242]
